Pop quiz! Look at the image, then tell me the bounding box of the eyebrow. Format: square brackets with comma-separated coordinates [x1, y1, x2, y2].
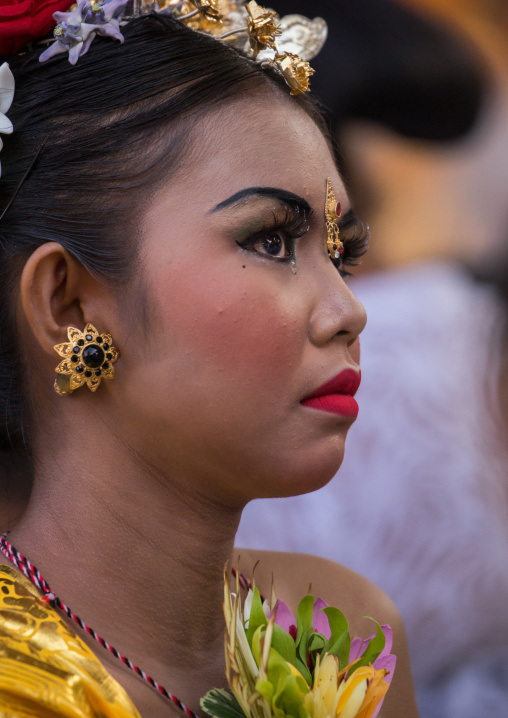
[210, 187, 313, 214]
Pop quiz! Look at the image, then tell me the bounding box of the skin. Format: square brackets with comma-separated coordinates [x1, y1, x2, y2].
[1, 94, 418, 717]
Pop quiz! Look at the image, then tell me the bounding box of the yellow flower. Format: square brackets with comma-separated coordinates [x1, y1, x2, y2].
[245, 0, 281, 56]
[274, 52, 314, 95]
[302, 655, 389, 718]
[352, 668, 390, 718]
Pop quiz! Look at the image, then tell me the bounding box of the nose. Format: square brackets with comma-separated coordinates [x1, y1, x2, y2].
[308, 268, 367, 348]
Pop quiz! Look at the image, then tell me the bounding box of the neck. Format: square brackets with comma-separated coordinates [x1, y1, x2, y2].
[10, 424, 243, 713]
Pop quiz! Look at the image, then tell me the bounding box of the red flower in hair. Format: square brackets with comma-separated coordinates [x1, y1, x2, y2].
[0, 0, 73, 56]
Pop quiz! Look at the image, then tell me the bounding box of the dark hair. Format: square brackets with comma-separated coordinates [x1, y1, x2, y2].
[0, 14, 322, 461]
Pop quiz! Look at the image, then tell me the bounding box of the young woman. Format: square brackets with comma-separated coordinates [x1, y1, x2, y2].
[0, 6, 418, 717]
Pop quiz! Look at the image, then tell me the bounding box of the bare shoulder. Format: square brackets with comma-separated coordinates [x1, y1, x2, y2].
[236, 548, 420, 718]
[237, 548, 399, 633]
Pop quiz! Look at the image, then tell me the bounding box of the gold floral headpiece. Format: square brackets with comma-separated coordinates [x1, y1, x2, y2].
[39, 0, 328, 96]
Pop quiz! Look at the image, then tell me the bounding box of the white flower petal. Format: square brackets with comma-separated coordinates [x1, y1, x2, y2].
[68, 5, 84, 24]
[243, 589, 254, 626]
[39, 40, 68, 63]
[0, 62, 14, 115]
[80, 22, 100, 41]
[69, 41, 85, 65]
[0, 113, 13, 134]
[235, 612, 259, 679]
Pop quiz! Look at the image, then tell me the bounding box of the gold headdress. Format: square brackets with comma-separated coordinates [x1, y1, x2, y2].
[39, 0, 328, 95]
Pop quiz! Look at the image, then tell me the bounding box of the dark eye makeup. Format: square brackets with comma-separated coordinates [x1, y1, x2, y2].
[234, 200, 369, 277]
[332, 210, 370, 277]
[236, 204, 310, 262]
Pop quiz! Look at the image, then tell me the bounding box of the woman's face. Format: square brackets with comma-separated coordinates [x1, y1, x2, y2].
[114, 94, 367, 507]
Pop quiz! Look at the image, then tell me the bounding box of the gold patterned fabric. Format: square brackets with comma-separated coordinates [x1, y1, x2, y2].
[0, 566, 141, 718]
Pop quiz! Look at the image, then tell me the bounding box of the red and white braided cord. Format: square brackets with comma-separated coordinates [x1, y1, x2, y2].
[0, 534, 199, 718]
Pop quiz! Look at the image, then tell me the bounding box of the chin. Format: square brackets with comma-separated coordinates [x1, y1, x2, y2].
[256, 439, 347, 500]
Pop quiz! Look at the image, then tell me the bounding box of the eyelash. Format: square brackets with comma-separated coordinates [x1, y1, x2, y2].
[332, 215, 370, 277]
[236, 206, 310, 261]
[236, 207, 370, 276]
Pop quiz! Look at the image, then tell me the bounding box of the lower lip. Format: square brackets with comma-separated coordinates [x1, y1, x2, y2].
[301, 394, 359, 418]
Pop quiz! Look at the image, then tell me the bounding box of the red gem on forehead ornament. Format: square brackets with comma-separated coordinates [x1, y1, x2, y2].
[335, 201, 342, 217]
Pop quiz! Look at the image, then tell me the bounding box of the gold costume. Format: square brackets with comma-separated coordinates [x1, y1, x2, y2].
[0, 566, 141, 718]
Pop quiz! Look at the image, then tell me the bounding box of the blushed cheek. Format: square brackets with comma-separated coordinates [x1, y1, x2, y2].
[157, 268, 302, 395]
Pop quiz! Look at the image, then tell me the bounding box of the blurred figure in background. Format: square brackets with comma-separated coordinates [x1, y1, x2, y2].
[237, 1, 508, 716]
[399, 0, 508, 458]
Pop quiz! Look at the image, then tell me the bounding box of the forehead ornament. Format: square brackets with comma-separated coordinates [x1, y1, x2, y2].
[325, 178, 343, 260]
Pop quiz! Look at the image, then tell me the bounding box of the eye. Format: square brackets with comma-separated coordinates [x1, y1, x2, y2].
[250, 231, 293, 259]
[237, 205, 309, 262]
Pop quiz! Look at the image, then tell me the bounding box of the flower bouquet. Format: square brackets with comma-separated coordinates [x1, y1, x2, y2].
[201, 570, 395, 718]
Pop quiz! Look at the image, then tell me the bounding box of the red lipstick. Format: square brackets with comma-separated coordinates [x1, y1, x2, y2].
[301, 369, 361, 418]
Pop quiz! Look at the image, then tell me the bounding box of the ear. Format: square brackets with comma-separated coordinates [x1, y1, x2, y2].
[20, 243, 112, 357]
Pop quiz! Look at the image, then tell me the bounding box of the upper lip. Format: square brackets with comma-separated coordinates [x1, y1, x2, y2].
[302, 368, 361, 401]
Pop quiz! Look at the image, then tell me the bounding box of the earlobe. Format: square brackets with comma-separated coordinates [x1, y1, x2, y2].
[20, 243, 87, 357]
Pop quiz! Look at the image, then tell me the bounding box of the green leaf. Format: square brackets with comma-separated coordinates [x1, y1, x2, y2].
[328, 631, 349, 663]
[246, 587, 268, 647]
[297, 626, 312, 667]
[266, 645, 294, 688]
[251, 624, 264, 666]
[272, 674, 310, 718]
[322, 607, 349, 645]
[320, 607, 352, 668]
[295, 595, 314, 646]
[200, 689, 246, 718]
[352, 619, 386, 670]
[307, 632, 328, 655]
[338, 633, 351, 671]
[294, 656, 312, 686]
[271, 624, 298, 666]
[255, 678, 274, 703]
[261, 645, 306, 717]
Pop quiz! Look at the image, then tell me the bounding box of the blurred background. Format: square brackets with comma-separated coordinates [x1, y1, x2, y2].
[236, 1, 508, 716]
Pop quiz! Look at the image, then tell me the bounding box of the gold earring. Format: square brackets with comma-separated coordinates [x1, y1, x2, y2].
[53, 322, 119, 396]
[325, 178, 344, 259]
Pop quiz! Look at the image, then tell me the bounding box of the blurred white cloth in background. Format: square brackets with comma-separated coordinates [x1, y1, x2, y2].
[236, 261, 508, 717]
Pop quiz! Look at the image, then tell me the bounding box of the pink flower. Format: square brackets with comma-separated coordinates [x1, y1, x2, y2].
[270, 596, 332, 639]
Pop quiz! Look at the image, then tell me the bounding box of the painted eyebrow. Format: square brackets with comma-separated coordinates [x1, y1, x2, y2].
[210, 187, 313, 214]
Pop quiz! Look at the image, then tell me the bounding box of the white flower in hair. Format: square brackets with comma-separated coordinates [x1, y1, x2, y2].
[0, 62, 15, 179]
